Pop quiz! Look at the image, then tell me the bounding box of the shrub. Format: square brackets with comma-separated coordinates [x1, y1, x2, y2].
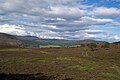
[81, 44, 85, 47]
[101, 43, 110, 50]
[87, 43, 98, 51]
[87, 43, 97, 48]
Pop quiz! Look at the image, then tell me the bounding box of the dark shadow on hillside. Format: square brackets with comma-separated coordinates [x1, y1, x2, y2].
[0, 73, 56, 80]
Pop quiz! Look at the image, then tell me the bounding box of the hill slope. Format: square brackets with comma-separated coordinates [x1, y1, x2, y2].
[0, 32, 107, 48]
[0, 33, 21, 46]
[113, 41, 120, 44]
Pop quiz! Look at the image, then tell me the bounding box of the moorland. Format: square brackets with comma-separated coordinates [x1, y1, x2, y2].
[0, 33, 120, 80]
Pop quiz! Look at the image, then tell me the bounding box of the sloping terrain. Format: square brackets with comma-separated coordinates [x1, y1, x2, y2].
[0, 33, 21, 46]
[0, 44, 120, 80]
[0, 32, 107, 48]
[113, 41, 120, 44]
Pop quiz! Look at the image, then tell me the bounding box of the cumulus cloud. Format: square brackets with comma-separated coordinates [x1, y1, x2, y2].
[111, 22, 120, 26]
[0, 0, 120, 42]
[84, 30, 104, 34]
[0, 16, 10, 22]
[0, 24, 27, 35]
[91, 7, 120, 18]
[80, 16, 113, 25]
[48, 7, 85, 19]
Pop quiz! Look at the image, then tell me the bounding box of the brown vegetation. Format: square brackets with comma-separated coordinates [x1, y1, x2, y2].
[0, 44, 120, 80]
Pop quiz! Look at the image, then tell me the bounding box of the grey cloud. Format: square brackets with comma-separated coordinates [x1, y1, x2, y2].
[91, 7, 120, 18]
[0, 0, 119, 41]
[0, 16, 11, 22]
[79, 16, 113, 25]
[84, 30, 105, 34]
[111, 22, 120, 26]
[42, 16, 114, 32]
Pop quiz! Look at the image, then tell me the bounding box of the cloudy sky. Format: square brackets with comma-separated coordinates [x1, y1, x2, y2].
[0, 0, 120, 42]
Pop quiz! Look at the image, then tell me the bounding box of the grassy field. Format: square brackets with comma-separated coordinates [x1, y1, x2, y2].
[0, 44, 120, 80]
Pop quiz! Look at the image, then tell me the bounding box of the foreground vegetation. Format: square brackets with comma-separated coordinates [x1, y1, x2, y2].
[0, 44, 120, 80]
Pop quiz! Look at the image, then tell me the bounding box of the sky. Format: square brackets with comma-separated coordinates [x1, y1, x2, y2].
[0, 0, 120, 42]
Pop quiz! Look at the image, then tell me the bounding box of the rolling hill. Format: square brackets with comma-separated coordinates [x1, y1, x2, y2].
[0, 33, 21, 46]
[0, 32, 107, 48]
[113, 41, 120, 44]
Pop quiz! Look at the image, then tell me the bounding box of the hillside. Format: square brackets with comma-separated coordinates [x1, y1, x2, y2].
[0, 33, 21, 46]
[113, 41, 120, 44]
[0, 32, 107, 48]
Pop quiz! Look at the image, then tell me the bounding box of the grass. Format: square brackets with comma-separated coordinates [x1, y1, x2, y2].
[40, 51, 49, 54]
[0, 48, 30, 51]
[101, 73, 120, 79]
[55, 57, 88, 62]
[0, 44, 120, 80]
[67, 64, 95, 72]
[0, 58, 49, 63]
[56, 57, 72, 61]
[112, 65, 120, 74]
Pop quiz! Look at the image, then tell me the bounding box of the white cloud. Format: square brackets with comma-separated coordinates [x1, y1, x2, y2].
[48, 7, 86, 19]
[114, 35, 120, 40]
[84, 30, 104, 33]
[84, 33, 97, 38]
[44, 25, 57, 29]
[91, 7, 120, 18]
[0, 24, 64, 39]
[80, 16, 113, 25]
[111, 22, 120, 26]
[0, 24, 27, 35]
[0, 0, 120, 42]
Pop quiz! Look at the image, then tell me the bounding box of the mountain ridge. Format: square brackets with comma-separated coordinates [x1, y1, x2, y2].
[0, 32, 108, 48]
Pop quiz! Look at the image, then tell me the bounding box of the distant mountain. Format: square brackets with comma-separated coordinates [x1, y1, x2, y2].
[0, 32, 107, 48]
[113, 41, 120, 44]
[17, 36, 40, 40]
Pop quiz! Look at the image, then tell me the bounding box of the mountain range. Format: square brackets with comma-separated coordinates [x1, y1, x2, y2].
[0, 32, 108, 48]
[113, 41, 120, 44]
